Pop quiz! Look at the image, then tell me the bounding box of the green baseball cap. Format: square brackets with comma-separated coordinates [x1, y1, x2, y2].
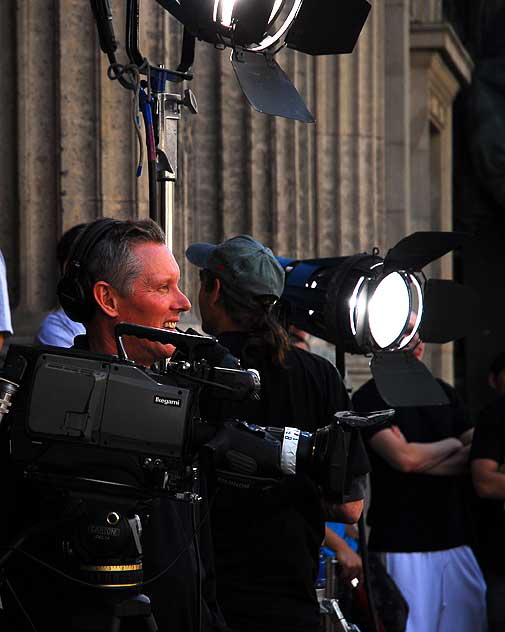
[185, 235, 285, 307]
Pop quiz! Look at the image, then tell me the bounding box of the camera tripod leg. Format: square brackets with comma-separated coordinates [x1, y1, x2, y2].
[107, 592, 158, 632]
[320, 598, 362, 632]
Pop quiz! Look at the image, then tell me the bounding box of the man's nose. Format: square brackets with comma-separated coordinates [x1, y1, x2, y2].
[175, 288, 191, 312]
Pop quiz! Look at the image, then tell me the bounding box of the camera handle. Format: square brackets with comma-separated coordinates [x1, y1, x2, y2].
[114, 322, 217, 362]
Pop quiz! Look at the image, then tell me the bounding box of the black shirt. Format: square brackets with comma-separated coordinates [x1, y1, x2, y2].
[209, 332, 369, 632]
[0, 339, 227, 632]
[352, 378, 473, 553]
[469, 395, 505, 572]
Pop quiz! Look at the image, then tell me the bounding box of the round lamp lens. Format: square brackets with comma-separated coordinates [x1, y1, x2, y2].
[398, 273, 424, 348]
[268, 0, 284, 24]
[213, 0, 237, 27]
[349, 276, 367, 337]
[250, 0, 302, 51]
[368, 272, 410, 349]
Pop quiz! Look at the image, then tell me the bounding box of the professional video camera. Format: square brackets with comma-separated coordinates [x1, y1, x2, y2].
[0, 324, 390, 630]
[0, 323, 390, 500]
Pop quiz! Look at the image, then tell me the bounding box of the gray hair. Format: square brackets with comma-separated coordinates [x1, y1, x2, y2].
[86, 219, 165, 298]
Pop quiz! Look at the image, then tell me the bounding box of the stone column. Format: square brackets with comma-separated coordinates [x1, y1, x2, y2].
[409, 23, 473, 381]
[325, 2, 385, 258]
[310, 3, 387, 385]
[0, 1, 20, 312]
[15, 0, 59, 341]
[385, 0, 412, 248]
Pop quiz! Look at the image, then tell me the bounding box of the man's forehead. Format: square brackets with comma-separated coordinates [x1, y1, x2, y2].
[133, 241, 179, 282]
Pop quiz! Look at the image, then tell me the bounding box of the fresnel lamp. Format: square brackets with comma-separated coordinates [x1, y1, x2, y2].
[277, 232, 479, 407]
[155, 0, 372, 121]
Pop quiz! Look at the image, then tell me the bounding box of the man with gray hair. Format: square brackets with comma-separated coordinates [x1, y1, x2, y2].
[2, 218, 228, 632]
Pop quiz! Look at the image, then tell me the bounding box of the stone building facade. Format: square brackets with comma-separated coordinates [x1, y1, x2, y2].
[0, 0, 477, 394]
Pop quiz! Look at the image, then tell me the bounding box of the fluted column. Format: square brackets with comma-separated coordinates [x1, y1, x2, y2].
[409, 23, 473, 382]
[313, 3, 385, 388]
[16, 0, 59, 339]
[385, 0, 412, 248]
[0, 1, 19, 311]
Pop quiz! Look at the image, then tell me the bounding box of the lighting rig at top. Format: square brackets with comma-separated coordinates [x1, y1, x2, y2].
[88, 0, 371, 234]
[155, 0, 372, 121]
[277, 232, 479, 407]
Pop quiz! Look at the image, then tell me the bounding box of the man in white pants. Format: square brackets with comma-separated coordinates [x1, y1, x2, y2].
[352, 337, 487, 632]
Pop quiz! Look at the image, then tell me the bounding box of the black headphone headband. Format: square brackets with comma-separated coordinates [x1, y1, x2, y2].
[67, 218, 121, 270]
[58, 218, 123, 324]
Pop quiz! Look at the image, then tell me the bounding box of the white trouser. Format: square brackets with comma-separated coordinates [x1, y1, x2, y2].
[385, 546, 487, 632]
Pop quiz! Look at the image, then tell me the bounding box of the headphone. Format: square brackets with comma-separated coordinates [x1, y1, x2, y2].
[57, 218, 122, 323]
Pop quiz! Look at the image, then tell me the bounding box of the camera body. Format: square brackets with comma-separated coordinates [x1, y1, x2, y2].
[7, 345, 195, 462]
[0, 326, 391, 499]
[1, 341, 261, 497]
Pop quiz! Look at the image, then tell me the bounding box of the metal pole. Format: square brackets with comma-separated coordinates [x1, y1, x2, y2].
[159, 180, 175, 251]
[154, 89, 197, 250]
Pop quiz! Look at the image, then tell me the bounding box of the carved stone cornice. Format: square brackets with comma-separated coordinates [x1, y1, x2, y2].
[410, 22, 474, 87]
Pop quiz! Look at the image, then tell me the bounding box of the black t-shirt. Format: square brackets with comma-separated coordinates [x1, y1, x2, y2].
[0, 339, 227, 632]
[352, 378, 473, 553]
[208, 332, 369, 632]
[469, 395, 505, 572]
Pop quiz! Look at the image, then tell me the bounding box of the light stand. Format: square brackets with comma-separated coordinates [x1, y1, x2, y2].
[154, 88, 198, 249]
[90, 0, 199, 248]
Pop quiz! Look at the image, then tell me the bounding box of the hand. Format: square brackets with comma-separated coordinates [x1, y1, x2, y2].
[335, 546, 363, 585]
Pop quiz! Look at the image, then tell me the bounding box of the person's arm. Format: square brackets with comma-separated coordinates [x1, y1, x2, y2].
[422, 444, 470, 476]
[369, 425, 463, 473]
[421, 425, 474, 475]
[324, 526, 362, 584]
[472, 458, 505, 499]
[323, 499, 363, 524]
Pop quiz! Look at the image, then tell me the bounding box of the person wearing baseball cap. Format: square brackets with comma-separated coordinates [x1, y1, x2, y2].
[186, 235, 286, 364]
[186, 235, 369, 632]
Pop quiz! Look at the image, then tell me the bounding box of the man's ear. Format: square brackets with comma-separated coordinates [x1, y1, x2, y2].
[209, 277, 222, 306]
[93, 281, 120, 318]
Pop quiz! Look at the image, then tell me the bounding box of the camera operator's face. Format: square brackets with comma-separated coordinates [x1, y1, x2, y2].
[116, 242, 191, 365]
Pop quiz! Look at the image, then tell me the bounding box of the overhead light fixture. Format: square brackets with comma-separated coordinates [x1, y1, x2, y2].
[154, 0, 371, 122]
[277, 232, 480, 407]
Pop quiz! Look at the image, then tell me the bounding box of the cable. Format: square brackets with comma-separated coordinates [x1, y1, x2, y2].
[4, 578, 38, 632]
[130, 67, 144, 178]
[139, 91, 158, 222]
[141, 494, 214, 588]
[0, 496, 213, 592]
[192, 499, 203, 632]
[358, 512, 380, 632]
[106, 61, 145, 178]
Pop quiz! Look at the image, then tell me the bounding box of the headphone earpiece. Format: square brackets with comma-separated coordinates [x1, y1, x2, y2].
[57, 219, 121, 323]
